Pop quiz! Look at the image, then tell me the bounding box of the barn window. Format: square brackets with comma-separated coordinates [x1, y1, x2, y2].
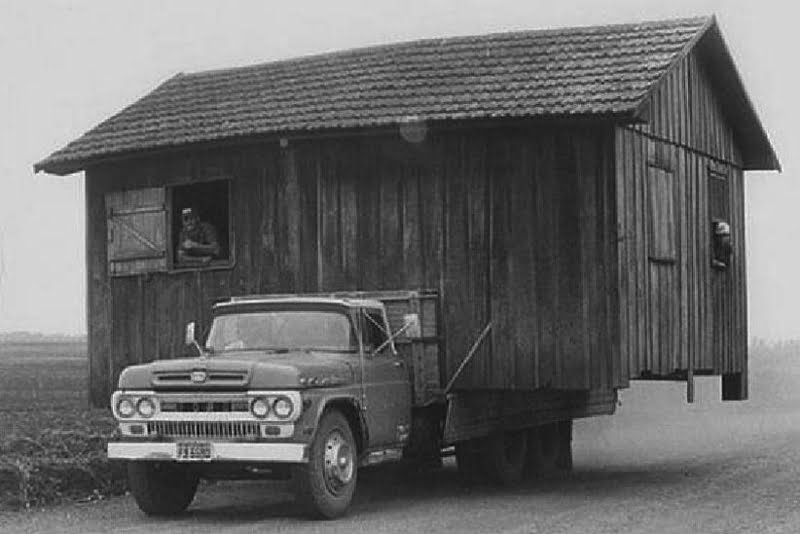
[708, 167, 731, 269]
[647, 141, 676, 262]
[105, 180, 233, 276]
[171, 180, 232, 269]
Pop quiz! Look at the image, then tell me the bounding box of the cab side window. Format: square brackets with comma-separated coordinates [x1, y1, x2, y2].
[361, 310, 388, 352]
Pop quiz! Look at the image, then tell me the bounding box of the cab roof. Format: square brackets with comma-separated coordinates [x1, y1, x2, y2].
[213, 295, 385, 310]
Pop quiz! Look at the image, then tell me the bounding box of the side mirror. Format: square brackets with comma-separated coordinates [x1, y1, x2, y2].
[403, 313, 421, 339]
[185, 321, 206, 357]
[185, 321, 197, 346]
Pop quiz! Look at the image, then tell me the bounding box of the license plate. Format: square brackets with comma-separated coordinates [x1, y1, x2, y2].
[176, 442, 213, 461]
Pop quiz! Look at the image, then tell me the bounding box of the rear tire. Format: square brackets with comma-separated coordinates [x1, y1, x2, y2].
[455, 440, 484, 482]
[127, 461, 199, 516]
[480, 430, 528, 485]
[554, 419, 573, 471]
[526, 420, 573, 477]
[292, 410, 358, 519]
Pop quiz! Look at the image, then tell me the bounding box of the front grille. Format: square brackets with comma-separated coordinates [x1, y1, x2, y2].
[160, 401, 250, 413]
[152, 371, 248, 389]
[148, 421, 261, 440]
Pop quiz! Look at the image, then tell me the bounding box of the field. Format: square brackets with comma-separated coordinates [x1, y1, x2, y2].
[0, 342, 121, 509]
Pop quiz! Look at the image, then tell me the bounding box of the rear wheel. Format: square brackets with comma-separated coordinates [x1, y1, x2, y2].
[480, 430, 528, 485]
[127, 461, 199, 516]
[554, 419, 573, 471]
[526, 420, 573, 477]
[292, 410, 358, 519]
[455, 439, 484, 482]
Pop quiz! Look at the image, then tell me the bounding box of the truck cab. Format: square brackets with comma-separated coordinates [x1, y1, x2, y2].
[108, 295, 412, 518]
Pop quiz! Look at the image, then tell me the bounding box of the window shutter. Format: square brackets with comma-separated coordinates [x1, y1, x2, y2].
[708, 169, 729, 222]
[647, 166, 677, 262]
[106, 187, 167, 276]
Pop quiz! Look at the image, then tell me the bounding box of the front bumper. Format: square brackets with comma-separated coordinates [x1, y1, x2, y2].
[107, 441, 307, 463]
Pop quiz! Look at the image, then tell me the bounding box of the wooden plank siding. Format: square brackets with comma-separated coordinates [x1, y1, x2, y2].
[85, 123, 622, 405]
[617, 47, 748, 397]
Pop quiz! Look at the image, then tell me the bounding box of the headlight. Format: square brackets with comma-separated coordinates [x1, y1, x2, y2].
[273, 396, 293, 419]
[251, 397, 270, 418]
[117, 397, 135, 418]
[136, 397, 156, 418]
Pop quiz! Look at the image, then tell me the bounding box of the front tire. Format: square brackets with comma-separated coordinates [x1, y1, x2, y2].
[127, 461, 199, 516]
[292, 410, 358, 519]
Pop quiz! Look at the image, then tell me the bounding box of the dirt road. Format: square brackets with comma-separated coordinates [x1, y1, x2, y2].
[3, 379, 800, 533]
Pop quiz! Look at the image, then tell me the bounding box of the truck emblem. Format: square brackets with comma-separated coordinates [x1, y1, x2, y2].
[190, 370, 208, 383]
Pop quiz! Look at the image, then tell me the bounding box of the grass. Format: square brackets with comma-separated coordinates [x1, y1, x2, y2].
[0, 342, 124, 509]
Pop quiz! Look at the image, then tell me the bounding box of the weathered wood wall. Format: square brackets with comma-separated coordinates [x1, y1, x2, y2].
[86, 123, 621, 406]
[616, 46, 748, 397]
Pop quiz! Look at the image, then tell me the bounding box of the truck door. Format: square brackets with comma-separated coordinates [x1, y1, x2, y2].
[360, 308, 412, 448]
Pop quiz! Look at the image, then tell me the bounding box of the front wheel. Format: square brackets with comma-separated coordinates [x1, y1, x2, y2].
[292, 410, 358, 519]
[127, 461, 199, 516]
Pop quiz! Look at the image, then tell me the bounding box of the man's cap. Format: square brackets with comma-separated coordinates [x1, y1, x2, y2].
[181, 207, 194, 216]
[714, 221, 731, 235]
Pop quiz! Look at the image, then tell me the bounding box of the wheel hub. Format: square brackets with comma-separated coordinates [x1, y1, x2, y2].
[323, 430, 354, 494]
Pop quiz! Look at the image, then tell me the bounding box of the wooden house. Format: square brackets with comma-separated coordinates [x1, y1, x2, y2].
[35, 16, 779, 407]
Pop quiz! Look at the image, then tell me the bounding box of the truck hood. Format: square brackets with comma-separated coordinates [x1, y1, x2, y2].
[117, 351, 357, 391]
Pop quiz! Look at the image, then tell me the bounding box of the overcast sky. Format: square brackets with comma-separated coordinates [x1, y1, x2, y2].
[0, 0, 794, 338]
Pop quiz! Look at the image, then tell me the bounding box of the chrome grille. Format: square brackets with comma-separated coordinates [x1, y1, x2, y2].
[152, 371, 248, 389]
[160, 401, 249, 413]
[148, 421, 261, 440]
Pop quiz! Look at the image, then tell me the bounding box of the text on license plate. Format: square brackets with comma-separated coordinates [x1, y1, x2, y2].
[176, 442, 213, 461]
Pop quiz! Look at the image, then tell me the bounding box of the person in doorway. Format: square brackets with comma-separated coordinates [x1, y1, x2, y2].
[176, 207, 220, 265]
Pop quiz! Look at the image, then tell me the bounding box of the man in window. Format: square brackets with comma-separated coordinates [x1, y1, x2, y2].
[177, 207, 220, 265]
[711, 220, 732, 269]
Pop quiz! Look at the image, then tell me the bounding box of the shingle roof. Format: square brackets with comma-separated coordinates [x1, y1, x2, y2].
[36, 16, 725, 174]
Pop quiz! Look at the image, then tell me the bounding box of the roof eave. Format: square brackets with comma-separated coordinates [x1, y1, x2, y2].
[629, 15, 780, 173]
[698, 18, 781, 172]
[33, 110, 645, 177]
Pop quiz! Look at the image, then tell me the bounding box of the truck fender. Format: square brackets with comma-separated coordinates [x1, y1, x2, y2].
[312, 396, 369, 454]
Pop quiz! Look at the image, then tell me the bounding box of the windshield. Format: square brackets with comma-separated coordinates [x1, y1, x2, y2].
[205, 310, 356, 353]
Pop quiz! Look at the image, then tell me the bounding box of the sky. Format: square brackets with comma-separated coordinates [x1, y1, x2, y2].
[0, 0, 795, 338]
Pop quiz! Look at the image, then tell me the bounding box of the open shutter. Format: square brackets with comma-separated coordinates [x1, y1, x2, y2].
[106, 188, 167, 276]
[708, 168, 729, 222]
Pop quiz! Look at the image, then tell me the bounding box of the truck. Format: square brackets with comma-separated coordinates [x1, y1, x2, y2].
[107, 290, 615, 518]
